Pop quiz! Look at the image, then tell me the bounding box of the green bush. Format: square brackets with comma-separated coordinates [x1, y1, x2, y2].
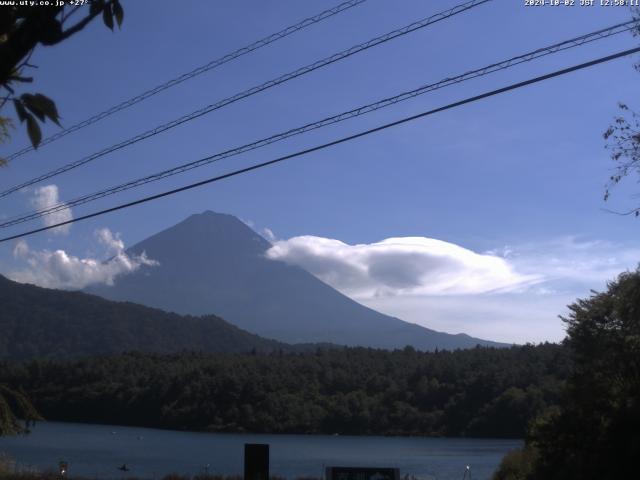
[493, 446, 537, 480]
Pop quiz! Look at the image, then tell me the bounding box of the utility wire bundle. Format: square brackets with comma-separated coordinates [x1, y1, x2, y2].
[0, 0, 492, 199]
[1, 0, 637, 242]
[4, 0, 369, 162]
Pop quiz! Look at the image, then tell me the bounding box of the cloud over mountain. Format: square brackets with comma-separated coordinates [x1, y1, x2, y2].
[9, 229, 158, 290]
[266, 235, 541, 298]
[264, 234, 640, 342]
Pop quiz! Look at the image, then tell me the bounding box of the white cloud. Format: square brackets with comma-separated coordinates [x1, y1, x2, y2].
[9, 229, 158, 290]
[266, 234, 640, 343]
[262, 228, 276, 242]
[266, 236, 541, 298]
[30, 185, 73, 235]
[95, 227, 125, 254]
[505, 237, 640, 291]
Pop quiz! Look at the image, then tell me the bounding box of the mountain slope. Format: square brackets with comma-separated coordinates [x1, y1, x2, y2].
[87, 211, 506, 350]
[0, 275, 285, 359]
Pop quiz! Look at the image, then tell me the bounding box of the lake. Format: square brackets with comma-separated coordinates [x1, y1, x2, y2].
[0, 422, 521, 480]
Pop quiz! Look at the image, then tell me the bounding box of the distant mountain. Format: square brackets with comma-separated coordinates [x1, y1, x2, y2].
[87, 211, 506, 350]
[0, 275, 285, 359]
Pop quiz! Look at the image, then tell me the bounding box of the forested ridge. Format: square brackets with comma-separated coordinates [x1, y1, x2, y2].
[0, 343, 568, 438]
[0, 275, 287, 358]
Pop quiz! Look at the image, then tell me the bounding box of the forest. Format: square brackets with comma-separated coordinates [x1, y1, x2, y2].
[0, 343, 568, 439]
[0, 275, 287, 359]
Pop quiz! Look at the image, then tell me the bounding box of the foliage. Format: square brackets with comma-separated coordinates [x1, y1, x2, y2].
[0, 117, 13, 167]
[0, 275, 286, 359]
[0, 0, 124, 152]
[0, 473, 259, 480]
[492, 446, 538, 480]
[509, 268, 640, 480]
[602, 102, 640, 215]
[0, 384, 41, 436]
[0, 453, 14, 476]
[0, 343, 568, 438]
[601, 10, 640, 214]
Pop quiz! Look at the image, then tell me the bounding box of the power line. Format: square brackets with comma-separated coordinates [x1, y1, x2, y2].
[2, 45, 638, 244]
[4, 0, 369, 162]
[2, 20, 636, 229]
[0, 0, 492, 199]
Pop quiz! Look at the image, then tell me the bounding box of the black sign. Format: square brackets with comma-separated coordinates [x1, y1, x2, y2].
[326, 466, 400, 480]
[244, 443, 269, 480]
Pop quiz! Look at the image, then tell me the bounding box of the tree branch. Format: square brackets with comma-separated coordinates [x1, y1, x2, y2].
[57, 7, 104, 42]
[0, 3, 108, 86]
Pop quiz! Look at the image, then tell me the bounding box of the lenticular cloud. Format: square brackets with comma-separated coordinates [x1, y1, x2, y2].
[266, 235, 541, 298]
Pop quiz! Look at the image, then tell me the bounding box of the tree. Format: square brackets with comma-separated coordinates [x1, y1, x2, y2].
[0, 0, 124, 154]
[0, 384, 41, 436]
[505, 268, 640, 480]
[1, 2, 124, 433]
[492, 446, 538, 480]
[602, 103, 640, 215]
[602, 12, 640, 215]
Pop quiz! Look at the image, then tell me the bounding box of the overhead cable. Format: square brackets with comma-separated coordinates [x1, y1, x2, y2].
[4, 0, 369, 162]
[1, 20, 635, 229]
[2, 45, 638, 243]
[0, 0, 492, 198]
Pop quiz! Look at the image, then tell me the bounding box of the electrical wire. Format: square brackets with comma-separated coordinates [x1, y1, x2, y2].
[2, 45, 638, 243]
[0, 0, 492, 198]
[1, 20, 636, 230]
[4, 0, 369, 162]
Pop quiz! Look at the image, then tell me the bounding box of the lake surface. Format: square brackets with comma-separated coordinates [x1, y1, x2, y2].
[0, 422, 521, 480]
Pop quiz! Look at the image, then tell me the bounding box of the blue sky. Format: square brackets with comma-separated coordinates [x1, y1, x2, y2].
[1, 0, 639, 343]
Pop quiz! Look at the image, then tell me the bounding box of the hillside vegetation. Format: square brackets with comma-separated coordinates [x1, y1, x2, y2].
[0, 275, 284, 359]
[1, 344, 568, 438]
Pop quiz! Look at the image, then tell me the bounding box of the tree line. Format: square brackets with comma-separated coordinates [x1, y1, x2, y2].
[0, 343, 568, 439]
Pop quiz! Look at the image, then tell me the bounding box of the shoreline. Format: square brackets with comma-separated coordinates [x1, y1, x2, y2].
[5, 420, 525, 442]
[0, 421, 520, 480]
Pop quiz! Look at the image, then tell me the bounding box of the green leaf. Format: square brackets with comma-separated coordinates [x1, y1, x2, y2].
[113, 0, 124, 28]
[20, 94, 45, 122]
[32, 93, 61, 126]
[103, 2, 114, 30]
[13, 99, 27, 123]
[25, 113, 42, 148]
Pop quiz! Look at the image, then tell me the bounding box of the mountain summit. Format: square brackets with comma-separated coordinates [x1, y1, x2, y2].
[87, 211, 505, 350]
